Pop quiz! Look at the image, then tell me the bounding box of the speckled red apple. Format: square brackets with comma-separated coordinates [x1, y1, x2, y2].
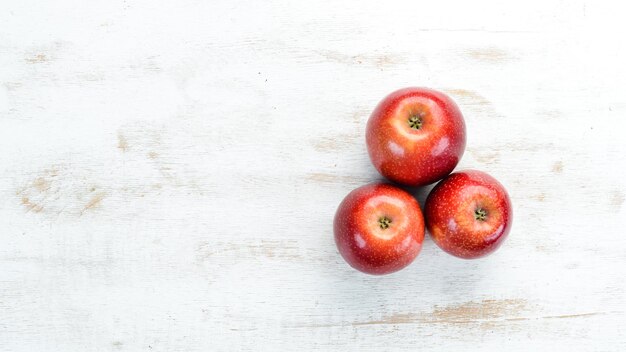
[425, 170, 512, 259]
[366, 87, 466, 186]
[334, 183, 425, 275]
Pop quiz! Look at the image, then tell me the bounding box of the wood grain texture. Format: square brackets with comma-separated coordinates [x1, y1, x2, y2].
[1, 0, 625, 351]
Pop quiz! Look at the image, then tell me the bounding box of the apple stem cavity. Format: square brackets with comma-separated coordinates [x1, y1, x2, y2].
[378, 216, 392, 229]
[474, 208, 487, 221]
[408, 114, 423, 130]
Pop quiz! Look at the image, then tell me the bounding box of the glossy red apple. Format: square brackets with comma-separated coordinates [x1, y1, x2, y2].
[334, 183, 424, 275]
[366, 87, 466, 186]
[425, 170, 512, 259]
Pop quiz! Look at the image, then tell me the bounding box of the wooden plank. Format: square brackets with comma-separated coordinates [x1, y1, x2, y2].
[1, 0, 625, 350]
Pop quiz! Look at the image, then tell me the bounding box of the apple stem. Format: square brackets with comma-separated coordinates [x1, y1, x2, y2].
[408, 114, 423, 129]
[474, 208, 487, 221]
[378, 216, 392, 229]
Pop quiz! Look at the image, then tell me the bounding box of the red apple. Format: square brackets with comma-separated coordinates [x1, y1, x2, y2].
[366, 87, 466, 186]
[425, 170, 512, 259]
[334, 183, 425, 275]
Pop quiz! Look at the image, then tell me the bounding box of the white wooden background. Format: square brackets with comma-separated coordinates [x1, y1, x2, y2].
[1, 0, 625, 351]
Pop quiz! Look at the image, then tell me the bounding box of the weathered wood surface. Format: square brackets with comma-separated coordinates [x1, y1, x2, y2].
[1, 0, 625, 350]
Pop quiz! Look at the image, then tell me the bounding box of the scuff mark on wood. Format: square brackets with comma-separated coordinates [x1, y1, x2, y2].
[16, 166, 107, 216]
[540, 312, 605, 319]
[312, 133, 359, 152]
[468, 148, 500, 164]
[352, 107, 371, 125]
[535, 244, 550, 252]
[552, 161, 564, 173]
[117, 132, 129, 152]
[76, 72, 105, 82]
[444, 89, 491, 106]
[17, 168, 60, 214]
[292, 301, 611, 329]
[305, 173, 372, 186]
[294, 310, 607, 329]
[2, 255, 114, 267]
[498, 141, 555, 152]
[25, 53, 49, 64]
[315, 50, 404, 68]
[196, 240, 302, 262]
[4, 82, 23, 91]
[81, 192, 107, 214]
[23, 42, 66, 66]
[351, 313, 419, 326]
[21, 197, 44, 213]
[531, 193, 546, 202]
[428, 299, 528, 323]
[295, 299, 530, 328]
[32, 177, 51, 192]
[309, 108, 367, 153]
[115, 124, 206, 194]
[16, 165, 117, 217]
[609, 190, 624, 211]
[466, 47, 513, 63]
